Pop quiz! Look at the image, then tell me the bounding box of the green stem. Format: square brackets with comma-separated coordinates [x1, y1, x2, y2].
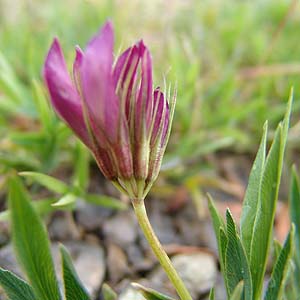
[132, 198, 193, 300]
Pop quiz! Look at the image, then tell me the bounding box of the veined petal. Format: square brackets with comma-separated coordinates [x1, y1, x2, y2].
[113, 46, 132, 88]
[43, 38, 91, 147]
[114, 45, 142, 123]
[135, 41, 153, 137]
[73, 46, 84, 94]
[150, 88, 169, 146]
[80, 21, 119, 142]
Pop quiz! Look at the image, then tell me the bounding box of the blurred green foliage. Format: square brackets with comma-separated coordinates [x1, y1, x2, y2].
[1, 0, 300, 190]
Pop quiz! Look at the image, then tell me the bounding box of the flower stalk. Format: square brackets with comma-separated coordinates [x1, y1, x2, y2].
[132, 198, 193, 300]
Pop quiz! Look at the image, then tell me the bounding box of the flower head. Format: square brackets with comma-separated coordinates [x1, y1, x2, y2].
[44, 21, 175, 199]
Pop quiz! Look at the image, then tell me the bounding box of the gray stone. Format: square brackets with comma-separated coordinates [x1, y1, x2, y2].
[76, 201, 114, 230]
[107, 242, 130, 284]
[150, 252, 217, 299]
[49, 212, 81, 240]
[0, 244, 23, 298]
[102, 211, 138, 247]
[0, 244, 19, 276]
[119, 285, 146, 300]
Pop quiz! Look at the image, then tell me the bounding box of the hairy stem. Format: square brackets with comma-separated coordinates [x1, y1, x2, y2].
[132, 198, 192, 300]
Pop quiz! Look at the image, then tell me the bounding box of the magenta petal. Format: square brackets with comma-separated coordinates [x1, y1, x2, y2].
[73, 46, 84, 92]
[114, 45, 141, 120]
[136, 41, 153, 135]
[113, 46, 132, 87]
[152, 89, 164, 137]
[80, 21, 119, 142]
[151, 88, 169, 146]
[43, 38, 91, 147]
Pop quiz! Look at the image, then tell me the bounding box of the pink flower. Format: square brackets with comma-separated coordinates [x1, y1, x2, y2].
[43, 21, 175, 199]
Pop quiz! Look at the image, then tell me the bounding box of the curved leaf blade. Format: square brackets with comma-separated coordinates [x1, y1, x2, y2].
[264, 227, 294, 300]
[60, 245, 90, 300]
[0, 268, 37, 300]
[225, 210, 252, 300]
[290, 166, 300, 283]
[240, 122, 267, 255]
[19, 172, 69, 194]
[249, 91, 292, 299]
[101, 283, 118, 300]
[131, 282, 176, 300]
[229, 281, 244, 300]
[8, 177, 61, 300]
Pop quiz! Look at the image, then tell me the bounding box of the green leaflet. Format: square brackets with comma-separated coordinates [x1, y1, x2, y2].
[0, 268, 36, 300]
[19, 171, 70, 194]
[84, 194, 127, 210]
[240, 121, 267, 255]
[60, 245, 90, 300]
[289, 167, 300, 285]
[248, 91, 292, 299]
[131, 283, 177, 300]
[0, 198, 57, 221]
[52, 194, 77, 208]
[225, 211, 252, 300]
[207, 196, 226, 270]
[8, 177, 61, 300]
[208, 195, 229, 296]
[264, 227, 294, 300]
[19, 171, 127, 210]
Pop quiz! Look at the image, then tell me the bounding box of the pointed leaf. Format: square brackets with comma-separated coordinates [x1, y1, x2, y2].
[60, 245, 90, 300]
[219, 227, 228, 282]
[207, 195, 226, 272]
[0, 198, 57, 221]
[19, 172, 69, 194]
[229, 281, 244, 300]
[131, 283, 177, 300]
[240, 122, 267, 255]
[0, 268, 37, 300]
[272, 239, 282, 263]
[101, 283, 118, 300]
[209, 288, 215, 300]
[225, 210, 252, 300]
[250, 91, 292, 298]
[85, 194, 127, 210]
[289, 166, 300, 280]
[264, 227, 294, 300]
[8, 177, 61, 300]
[52, 194, 77, 208]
